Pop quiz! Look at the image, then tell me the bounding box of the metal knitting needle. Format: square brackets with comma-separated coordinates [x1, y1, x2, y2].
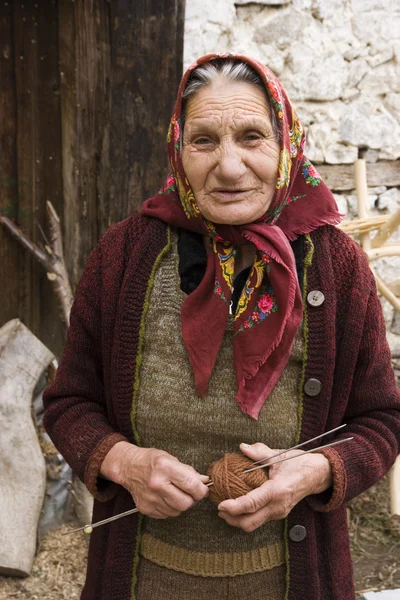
[249, 423, 348, 468]
[62, 507, 140, 536]
[62, 436, 353, 535]
[243, 436, 353, 474]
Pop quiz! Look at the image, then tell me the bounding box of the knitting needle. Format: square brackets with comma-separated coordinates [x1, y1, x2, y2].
[62, 507, 140, 536]
[249, 423, 348, 468]
[62, 436, 352, 535]
[243, 436, 353, 474]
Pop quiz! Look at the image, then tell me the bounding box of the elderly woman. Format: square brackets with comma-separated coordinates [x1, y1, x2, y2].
[44, 53, 400, 600]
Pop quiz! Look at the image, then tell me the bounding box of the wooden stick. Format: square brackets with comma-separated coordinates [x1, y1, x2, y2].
[0, 203, 73, 327]
[390, 455, 400, 517]
[372, 207, 400, 248]
[366, 244, 400, 261]
[355, 159, 371, 252]
[338, 215, 389, 235]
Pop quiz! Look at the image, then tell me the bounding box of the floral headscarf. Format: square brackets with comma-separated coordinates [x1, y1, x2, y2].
[142, 53, 341, 419]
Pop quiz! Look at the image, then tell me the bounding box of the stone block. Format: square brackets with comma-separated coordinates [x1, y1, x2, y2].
[363, 149, 379, 163]
[358, 64, 400, 96]
[325, 144, 358, 165]
[367, 48, 394, 69]
[375, 256, 400, 287]
[312, 0, 350, 22]
[285, 42, 348, 101]
[377, 187, 400, 213]
[352, 11, 400, 44]
[385, 93, 400, 122]
[235, 0, 289, 3]
[291, 0, 312, 8]
[351, 0, 392, 11]
[333, 193, 348, 217]
[348, 58, 369, 88]
[254, 9, 309, 48]
[379, 146, 400, 161]
[257, 43, 285, 75]
[339, 100, 400, 150]
[347, 194, 378, 216]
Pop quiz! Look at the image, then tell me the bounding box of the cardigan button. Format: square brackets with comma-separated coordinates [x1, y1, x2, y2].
[307, 290, 325, 307]
[289, 525, 307, 542]
[304, 378, 322, 396]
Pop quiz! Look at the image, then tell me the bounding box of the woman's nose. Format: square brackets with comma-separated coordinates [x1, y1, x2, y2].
[215, 143, 247, 181]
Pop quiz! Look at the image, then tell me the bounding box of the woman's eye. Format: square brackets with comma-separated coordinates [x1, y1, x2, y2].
[193, 136, 213, 145]
[244, 131, 263, 141]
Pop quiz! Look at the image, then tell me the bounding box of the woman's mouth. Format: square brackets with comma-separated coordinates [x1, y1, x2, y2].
[211, 189, 250, 200]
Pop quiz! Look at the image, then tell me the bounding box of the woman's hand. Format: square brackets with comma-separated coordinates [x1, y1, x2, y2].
[100, 441, 209, 519]
[218, 442, 332, 532]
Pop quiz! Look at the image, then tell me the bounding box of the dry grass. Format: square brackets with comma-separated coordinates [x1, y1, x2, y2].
[0, 523, 88, 600]
[350, 475, 400, 597]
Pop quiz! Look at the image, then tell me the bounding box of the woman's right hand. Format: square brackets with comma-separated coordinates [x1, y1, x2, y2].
[100, 441, 209, 518]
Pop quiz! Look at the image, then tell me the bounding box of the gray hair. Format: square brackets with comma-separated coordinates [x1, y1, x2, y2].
[181, 58, 280, 141]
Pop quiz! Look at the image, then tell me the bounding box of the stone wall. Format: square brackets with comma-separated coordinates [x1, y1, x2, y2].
[184, 0, 400, 347]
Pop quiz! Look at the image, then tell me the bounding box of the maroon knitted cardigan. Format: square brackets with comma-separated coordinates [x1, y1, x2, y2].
[43, 214, 400, 600]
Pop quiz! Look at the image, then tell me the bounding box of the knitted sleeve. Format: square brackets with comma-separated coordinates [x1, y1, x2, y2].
[43, 241, 128, 502]
[308, 254, 400, 512]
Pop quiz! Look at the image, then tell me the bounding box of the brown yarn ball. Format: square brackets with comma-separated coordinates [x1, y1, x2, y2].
[207, 453, 268, 505]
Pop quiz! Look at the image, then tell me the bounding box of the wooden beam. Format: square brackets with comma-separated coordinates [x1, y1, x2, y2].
[317, 160, 400, 191]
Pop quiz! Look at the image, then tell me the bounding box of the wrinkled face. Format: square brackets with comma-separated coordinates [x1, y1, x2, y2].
[181, 79, 280, 225]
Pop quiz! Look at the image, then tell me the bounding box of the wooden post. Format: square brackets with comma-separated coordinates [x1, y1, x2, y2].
[355, 159, 371, 252]
[390, 456, 400, 520]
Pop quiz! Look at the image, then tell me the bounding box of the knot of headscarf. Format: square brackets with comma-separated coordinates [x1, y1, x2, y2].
[142, 52, 342, 419]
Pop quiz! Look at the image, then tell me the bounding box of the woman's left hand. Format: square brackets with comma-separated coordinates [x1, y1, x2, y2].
[218, 442, 333, 532]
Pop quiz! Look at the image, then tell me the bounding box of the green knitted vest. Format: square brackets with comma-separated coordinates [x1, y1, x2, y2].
[135, 230, 302, 586]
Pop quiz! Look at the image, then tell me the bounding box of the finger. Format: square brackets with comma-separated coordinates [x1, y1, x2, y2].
[162, 484, 197, 512]
[200, 474, 211, 484]
[169, 465, 209, 501]
[218, 505, 279, 532]
[218, 481, 273, 515]
[239, 441, 278, 462]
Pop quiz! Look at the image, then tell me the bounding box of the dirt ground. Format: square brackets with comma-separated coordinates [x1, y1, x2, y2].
[0, 474, 399, 600]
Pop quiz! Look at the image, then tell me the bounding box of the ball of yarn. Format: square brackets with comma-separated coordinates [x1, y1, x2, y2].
[207, 453, 268, 505]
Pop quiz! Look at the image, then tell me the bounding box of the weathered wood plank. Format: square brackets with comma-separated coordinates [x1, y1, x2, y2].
[0, 4, 20, 328]
[11, 1, 64, 356]
[13, 2, 41, 332]
[59, 0, 111, 289]
[34, 1, 65, 356]
[317, 160, 400, 192]
[107, 0, 186, 223]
